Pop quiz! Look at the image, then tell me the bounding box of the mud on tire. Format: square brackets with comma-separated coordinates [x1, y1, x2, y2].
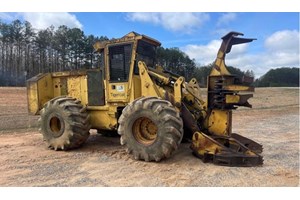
[118, 96, 184, 162]
[39, 96, 91, 150]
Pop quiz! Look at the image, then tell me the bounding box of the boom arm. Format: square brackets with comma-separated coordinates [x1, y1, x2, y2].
[210, 31, 256, 76]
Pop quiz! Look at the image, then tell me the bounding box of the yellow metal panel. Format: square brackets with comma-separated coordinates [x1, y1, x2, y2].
[225, 95, 240, 104]
[132, 75, 142, 101]
[89, 109, 118, 130]
[37, 74, 53, 108]
[52, 78, 60, 97]
[27, 73, 53, 114]
[87, 105, 109, 111]
[80, 75, 88, 106]
[107, 82, 128, 102]
[52, 74, 87, 104]
[223, 84, 254, 92]
[210, 59, 231, 76]
[208, 109, 232, 136]
[174, 77, 184, 106]
[27, 81, 38, 115]
[148, 70, 170, 85]
[191, 131, 222, 155]
[87, 102, 121, 130]
[67, 76, 82, 100]
[138, 61, 160, 97]
[52, 70, 87, 77]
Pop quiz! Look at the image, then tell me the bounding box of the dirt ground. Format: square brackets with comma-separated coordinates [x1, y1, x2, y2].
[0, 87, 299, 186]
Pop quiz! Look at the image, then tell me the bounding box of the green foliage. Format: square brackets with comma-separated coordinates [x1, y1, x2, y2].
[194, 64, 212, 86]
[156, 47, 196, 81]
[194, 65, 299, 88]
[194, 64, 254, 87]
[0, 20, 108, 86]
[1, 20, 298, 88]
[255, 67, 299, 87]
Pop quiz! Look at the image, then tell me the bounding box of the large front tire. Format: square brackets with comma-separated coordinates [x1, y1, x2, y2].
[118, 97, 183, 162]
[39, 97, 91, 150]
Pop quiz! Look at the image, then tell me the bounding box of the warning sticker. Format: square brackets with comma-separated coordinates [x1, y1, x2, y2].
[116, 85, 125, 92]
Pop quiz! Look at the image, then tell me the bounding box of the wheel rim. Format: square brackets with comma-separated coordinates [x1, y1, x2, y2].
[48, 114, 64, 138]
[132, 117, 158, 145]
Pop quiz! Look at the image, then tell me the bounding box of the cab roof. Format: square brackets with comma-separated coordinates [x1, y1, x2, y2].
[93, 31, 161, 52]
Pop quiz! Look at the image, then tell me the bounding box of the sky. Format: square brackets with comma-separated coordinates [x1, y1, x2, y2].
[0, 12, 299, 78]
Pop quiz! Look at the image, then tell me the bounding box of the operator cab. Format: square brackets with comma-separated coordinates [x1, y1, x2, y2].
[92, 32, 161, 103]
[93, 32, 161, 82]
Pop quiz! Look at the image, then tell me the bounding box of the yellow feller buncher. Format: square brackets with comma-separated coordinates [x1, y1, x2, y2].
[27, 31, 263, 166]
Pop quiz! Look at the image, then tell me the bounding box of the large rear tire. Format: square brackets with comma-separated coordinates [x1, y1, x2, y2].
[39, 96, 91, 150]
[118, 97, 183, 162]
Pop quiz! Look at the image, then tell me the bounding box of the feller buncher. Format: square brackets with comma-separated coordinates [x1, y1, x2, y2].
[27, 31, 263, 167]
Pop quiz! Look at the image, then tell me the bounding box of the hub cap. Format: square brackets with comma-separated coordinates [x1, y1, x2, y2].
[132, 117, 157, 145]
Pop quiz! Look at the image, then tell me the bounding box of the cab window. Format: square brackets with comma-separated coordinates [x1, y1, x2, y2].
[109, 44, 132, 82]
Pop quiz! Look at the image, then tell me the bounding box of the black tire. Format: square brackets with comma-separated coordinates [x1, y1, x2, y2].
[118, 96, 183, 162]
[39, 96, 91, 150]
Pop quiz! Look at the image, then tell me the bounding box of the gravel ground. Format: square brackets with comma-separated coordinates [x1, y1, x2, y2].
[0, 87, 299, 186]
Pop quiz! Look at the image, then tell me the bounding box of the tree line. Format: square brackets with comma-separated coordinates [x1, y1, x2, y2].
[254, 67, 299, 87]
[0, 20, 298, 87]
[0, 20, 108, 86]
[156, 47, 196, 81]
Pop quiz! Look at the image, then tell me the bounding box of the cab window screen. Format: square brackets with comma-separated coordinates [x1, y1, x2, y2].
[134, 41, 156, 74]
[109, 44, 132, 82]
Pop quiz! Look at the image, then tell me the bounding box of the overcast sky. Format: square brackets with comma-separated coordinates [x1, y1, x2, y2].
[0, 12, 299, 77]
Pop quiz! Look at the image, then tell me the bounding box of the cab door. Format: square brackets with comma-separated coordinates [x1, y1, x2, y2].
[107, 43, 133, 102]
